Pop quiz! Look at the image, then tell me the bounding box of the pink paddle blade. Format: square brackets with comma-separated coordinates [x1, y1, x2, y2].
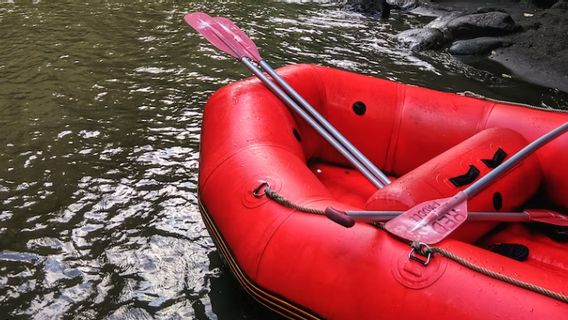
[214, 17, 262, 62]
[183, 13, 261, 62]
[184, 12, 239, 59]
[385, 194, 468, 244]
[527, 209, 568, 226]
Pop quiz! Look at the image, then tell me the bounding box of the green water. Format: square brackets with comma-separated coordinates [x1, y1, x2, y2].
[0, 0, 566, 319]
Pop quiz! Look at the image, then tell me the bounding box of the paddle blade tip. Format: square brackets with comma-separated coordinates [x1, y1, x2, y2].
[182, 12, 241, 60]
[213, 16, 262, 62]
[385, 197, 468, 244]
[183, 12, 209, 27]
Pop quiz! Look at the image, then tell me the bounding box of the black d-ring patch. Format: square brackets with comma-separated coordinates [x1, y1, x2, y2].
[449, 165, 480, 187]
[482, 148, 507, 169]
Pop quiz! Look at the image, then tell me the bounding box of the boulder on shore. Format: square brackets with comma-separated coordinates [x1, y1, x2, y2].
[358, 0, 568, 93]
[344, 0, 421, 16]
[446, 12, 519, 38]
[449, 37, 511, 55]
[387, 0, 419, 10]
[396, 27, 448, 52]
[344, 0, 391, 17]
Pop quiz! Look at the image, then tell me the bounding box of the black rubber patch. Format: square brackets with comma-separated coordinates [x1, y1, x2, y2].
[292, 128, 302, 142]
[533, 224, 568, 243]
[490, 243, 529, 261]
[352, 101, 366, 116]
[449, 165, 480, 187]
[493, 192, 503, 210]
[482, 148, 507, 168]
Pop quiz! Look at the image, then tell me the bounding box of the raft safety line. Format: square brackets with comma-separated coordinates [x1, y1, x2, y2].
[263, 186, 568, 305]
[426, 245, 568, 304]
[264, 187, 326, 215]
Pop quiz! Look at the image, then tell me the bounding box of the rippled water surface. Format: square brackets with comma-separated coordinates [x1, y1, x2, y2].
[1, 0, 567, 319]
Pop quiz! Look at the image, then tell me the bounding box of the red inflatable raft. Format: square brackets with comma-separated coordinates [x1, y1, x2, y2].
[198, 64, 568, 319]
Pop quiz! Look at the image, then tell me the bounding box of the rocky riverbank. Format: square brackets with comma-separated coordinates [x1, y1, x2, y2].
[346, 0, 568, 93]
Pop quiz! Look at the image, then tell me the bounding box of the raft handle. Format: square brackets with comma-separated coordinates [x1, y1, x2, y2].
[409, 242, 432, 266]
[252, 181, 270, 198]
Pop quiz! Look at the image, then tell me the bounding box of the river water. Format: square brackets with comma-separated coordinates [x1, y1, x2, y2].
[0, 1, 567, 319]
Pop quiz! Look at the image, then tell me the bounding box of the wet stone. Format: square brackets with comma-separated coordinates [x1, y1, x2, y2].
[397, 27, 448, 52]
[446, 12, 519, 38]
[527, 0, 559, 8]
[387, 0, 419, 10]
[345, 0, 391, 17]
[552, 0, 568, 9]
[449, 37, 511, 55]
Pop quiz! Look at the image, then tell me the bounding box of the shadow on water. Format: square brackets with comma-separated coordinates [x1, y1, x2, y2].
[0, 0, 566, 319]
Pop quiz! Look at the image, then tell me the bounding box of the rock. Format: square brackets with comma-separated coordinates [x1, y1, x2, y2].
[449, 37, 511, 55]
[446, 12, 519, 38]
[386, 0, 568, 93]
[527, 0, 558, 8]
[396, 27, 447, 51]
[552, 0, 568, 9]
[345, 0, 391, 17]
[425, 12, 464, 30]
[387, 0, 419, 10]
[475, 7, 508, 14]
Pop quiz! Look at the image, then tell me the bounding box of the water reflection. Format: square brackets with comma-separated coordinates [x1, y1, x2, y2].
[0, 0, 566, 319]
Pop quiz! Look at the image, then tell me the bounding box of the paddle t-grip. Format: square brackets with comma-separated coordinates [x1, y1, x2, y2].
[325, 207, 356, 228]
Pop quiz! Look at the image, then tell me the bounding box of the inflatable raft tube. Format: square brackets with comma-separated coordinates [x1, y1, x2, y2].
[198, 64, 568, 319]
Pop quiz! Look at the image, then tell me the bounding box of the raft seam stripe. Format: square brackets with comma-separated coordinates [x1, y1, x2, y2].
[198, 199, 322, 320]
[480, 102, 497, 131]
[199, 201, 315, 319]
[386, 83, 406, 175]
[310, 65, 329, 125]
[311, 64, 333, 162]
[200, 143, 304, 195]
[254, 208, 295, 281]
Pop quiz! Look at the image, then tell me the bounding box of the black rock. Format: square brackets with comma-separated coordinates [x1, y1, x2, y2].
[446, 12, 519, 38]
[552, 0, 568, 9]
[345, 0, 391, 17]
[425, 12, 464, 30]
[387, 0, 419, 10]
[449, 37, 511, 55]
[397, 27, 447, 51]
[527, 0, 559, 8]
[475, 7, 508, 14]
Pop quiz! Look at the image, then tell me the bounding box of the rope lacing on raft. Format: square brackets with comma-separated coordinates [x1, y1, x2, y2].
[262, 186, 568, 304]
[264, 187, 326, 215]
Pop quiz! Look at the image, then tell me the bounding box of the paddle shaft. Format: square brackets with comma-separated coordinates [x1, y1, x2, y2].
[185, 13, 390, 189]
[346, 210, 532, 222]
[242, 57, 388, 188]
[258, 60, 391, 187]
[326, 206, 568, 228]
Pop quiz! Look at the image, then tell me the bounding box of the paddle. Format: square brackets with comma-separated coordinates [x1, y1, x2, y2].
[325, 207, 568, 228]
[184, 12, 391, 188]
[383, 122, 568, 244]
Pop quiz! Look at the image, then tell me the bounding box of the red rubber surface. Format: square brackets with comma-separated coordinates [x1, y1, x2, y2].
[198, 64, 568, 319]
